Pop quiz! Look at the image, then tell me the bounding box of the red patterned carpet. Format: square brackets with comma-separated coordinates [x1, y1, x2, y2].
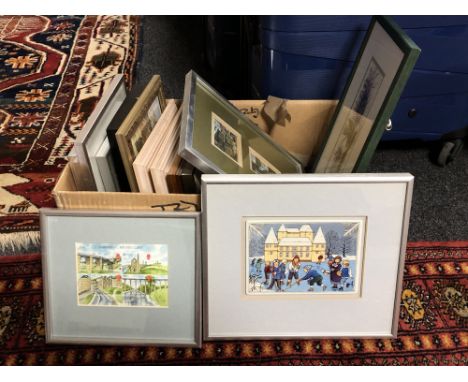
[0, 16, 466, 366]
[0, 242, 465, 365]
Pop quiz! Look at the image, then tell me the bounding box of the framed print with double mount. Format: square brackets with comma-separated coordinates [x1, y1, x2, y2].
[202, 173, 413, 339]
[116, 75, 167, 192]
[179, 70, 303, 174]
[311, 16, 421, 173]
[40, 209, 201, 346]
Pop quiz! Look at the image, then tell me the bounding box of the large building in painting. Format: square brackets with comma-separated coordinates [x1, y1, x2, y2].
[264, 224, 326, 262]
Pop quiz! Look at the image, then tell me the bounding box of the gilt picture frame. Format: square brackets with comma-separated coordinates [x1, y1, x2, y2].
[202, 173, 413, 340]
[115, 75, 167, 192]
[311, 16, 421, 173]
[40, 209, 201, 346]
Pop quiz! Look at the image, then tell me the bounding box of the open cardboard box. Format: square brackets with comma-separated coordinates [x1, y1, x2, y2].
[52, 99, 337, 211]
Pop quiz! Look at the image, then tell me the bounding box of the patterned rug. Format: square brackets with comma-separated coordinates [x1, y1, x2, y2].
[0, 241, 466, 365]
[0, 15, 139, 256]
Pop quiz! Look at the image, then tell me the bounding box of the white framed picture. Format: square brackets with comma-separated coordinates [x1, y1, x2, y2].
[70, 74, 126, 192]
[40, 209, 201, 346]
[202, 173, 413, 339]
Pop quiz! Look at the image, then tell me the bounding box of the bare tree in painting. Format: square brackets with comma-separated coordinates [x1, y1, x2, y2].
[340, 236, 353, 257]
[325, 230, 340, 259]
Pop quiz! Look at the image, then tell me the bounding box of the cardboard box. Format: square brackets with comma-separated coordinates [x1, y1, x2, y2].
[53, 100, 336, 211]
[53, 164, 200, 211]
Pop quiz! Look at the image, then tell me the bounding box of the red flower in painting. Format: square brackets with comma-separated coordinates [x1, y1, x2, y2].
[145, 275, 153, 282]
[116, 274, 122, 282]
[147, 253, 151, 261]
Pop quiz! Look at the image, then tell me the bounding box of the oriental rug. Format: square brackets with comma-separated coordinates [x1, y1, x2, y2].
[0, 241, 466, 365]
[0, 15, 140, 256]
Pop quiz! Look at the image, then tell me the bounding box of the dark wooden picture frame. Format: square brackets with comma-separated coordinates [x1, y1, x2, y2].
[310, 16, 421, 173]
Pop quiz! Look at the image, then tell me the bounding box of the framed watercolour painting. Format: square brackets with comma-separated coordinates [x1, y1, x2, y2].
[179, 70, 303, 174]
[202, 173, 413, 339]
[41, 209, 201, 346]
[245, 217, 366, 297]
[311, 16, 421, 173]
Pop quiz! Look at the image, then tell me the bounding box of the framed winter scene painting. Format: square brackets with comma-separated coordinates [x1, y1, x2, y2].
[245, 217, 366, 298]
[202, 173, 413, 340]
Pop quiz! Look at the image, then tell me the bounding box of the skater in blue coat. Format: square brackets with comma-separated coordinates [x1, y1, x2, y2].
[300, 255, 328, 291]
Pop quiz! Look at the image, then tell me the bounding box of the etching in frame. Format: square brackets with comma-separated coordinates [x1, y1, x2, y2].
[311, 16, 421, 173]
[211, 112, 243, 167]
[41, 209, 201, 346]
[179, 70, 303, 175]
[202, 173, 413, 340]
[248, 147, 280, 174]
[116, 75, 167, 192]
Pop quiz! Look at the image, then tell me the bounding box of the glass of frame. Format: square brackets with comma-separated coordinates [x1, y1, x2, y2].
[311, 16, 421, 173]
[70, 74, 126, 192]
[202, 173, 413, 339]
[40, 209, 201, 346]
[179, 71, 303, 174]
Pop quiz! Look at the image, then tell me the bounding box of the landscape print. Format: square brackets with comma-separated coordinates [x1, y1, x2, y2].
[245, 218, 365, 296]
[211, 112, 242, 166]
[76, 243, 168, 308]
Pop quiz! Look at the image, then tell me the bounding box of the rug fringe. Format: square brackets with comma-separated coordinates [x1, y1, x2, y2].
[0, 231, 40, 255]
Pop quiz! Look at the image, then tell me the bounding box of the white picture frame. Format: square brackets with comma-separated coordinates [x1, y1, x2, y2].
[202, 173, 413, 340]
[70, 74, 126, 192]
[40, 209, 202, 346]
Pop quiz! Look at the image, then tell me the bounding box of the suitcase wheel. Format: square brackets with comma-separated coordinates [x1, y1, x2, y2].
[436, 139, 464, 166]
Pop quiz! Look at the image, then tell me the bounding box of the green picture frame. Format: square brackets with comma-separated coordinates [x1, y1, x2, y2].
[310, 16, 421, 173]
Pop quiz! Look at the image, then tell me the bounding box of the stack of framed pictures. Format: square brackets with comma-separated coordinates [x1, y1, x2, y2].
[115, 75, 167, 192]
[43, 15, 420, 346]
[133, 100, 181, 193]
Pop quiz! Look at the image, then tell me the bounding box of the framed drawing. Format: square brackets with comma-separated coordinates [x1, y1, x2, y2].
[311, 16, 421, 173]
[69, 74, 126, 192]
[116, 75, 167, 192]
[202, 173, 413, 339]
[179, 70, 303, 174]
[41, 209, 201, 346]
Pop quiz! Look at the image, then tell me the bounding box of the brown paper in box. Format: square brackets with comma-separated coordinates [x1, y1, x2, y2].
[231, 99, 337, 167]
[53, 164, 200, 211]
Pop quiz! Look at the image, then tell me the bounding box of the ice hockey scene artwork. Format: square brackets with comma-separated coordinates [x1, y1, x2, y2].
[245, 218, 366, 296]
[76, 243, 169, 308]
